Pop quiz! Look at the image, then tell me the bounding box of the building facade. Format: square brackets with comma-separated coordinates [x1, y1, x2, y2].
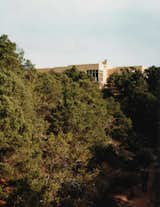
[37, 60, 145, 87]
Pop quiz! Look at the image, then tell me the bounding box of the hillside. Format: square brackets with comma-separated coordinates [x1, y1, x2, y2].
[0, 34, 160, 207]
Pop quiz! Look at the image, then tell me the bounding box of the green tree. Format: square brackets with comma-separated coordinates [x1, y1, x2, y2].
[104, 68, 157, 148]
[0, 35, 22, 70]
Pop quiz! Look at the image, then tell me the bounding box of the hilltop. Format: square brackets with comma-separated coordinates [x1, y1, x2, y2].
[0, 34, 160, 207]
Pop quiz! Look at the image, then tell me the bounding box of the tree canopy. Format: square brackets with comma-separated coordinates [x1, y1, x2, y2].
[0, 35, 159, 207]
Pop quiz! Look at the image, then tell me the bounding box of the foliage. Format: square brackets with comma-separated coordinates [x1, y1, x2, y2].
[0, 34, 159, 206]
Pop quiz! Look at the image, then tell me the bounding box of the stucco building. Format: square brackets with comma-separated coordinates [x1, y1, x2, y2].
[37, 60, 145, 87]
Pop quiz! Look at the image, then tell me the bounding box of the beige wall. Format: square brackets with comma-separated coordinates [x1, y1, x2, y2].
[37, 61, 144, 87]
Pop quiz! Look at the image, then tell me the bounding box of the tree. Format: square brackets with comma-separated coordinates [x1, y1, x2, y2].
[104, 68, 157, 148]
[144, 66, 160, 96]
[0, 35, 22, 70]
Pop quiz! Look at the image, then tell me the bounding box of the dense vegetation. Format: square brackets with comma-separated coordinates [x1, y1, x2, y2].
[0, 35, 159, 207]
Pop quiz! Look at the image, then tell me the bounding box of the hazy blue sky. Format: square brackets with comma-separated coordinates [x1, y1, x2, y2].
[0, 0, 160, 67]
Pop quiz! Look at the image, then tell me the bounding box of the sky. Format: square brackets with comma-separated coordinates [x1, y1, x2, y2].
[0, 0, 160, 67]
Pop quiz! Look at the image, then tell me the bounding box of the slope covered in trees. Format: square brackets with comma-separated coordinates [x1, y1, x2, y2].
[0, 35, 159, 207]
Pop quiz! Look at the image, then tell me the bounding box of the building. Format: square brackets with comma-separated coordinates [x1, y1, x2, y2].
[37, 60, 145, 87]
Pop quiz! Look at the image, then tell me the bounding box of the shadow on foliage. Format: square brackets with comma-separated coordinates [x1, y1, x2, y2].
[5, 179, 41, 207]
